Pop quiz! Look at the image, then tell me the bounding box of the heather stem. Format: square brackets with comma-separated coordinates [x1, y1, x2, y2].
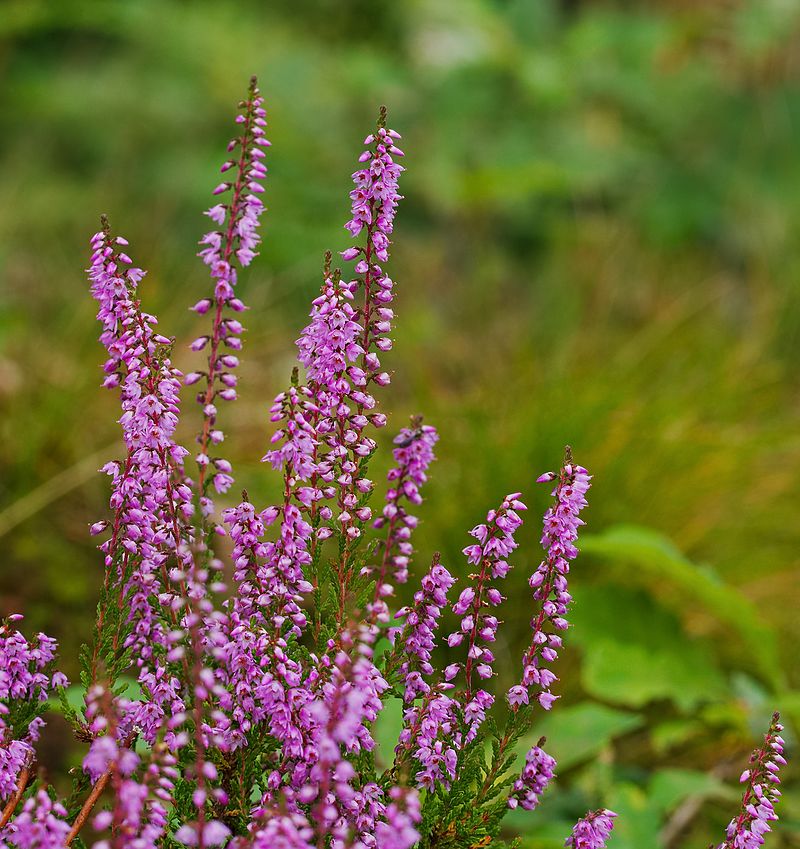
[0, 763, 33, 830]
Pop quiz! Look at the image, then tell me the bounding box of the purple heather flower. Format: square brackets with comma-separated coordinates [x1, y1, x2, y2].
[3, 790, 70, 848]
[175, 819, 231, 847]
[717, 712, 786, 849]
[342, 116, 404, 392]
[266, 113, 406, 569]
[0, 739, 34, 806]
[368, 419, 439, 621]
[388, 553, 455, 703]
[397, 691, 460, 791]
[91, 743, 177, 849]
[0, 619, 64, 802]
[91, 224, 228, 847]
[372, 787, 421, 849]
[217, 497, 316, 747]
[89, 225, 192, 742]
[447, 492, 527, 739]
[507, 742, 557, 811]
[288, 633, 390, 846]
[565, 808, 617, 849]
[251, 812, 315, 848]
[193, 77, 269, 514]
[509, 455, 591, 712]
[263, 385, 319, 482]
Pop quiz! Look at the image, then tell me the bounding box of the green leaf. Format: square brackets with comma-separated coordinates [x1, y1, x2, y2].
[569, 584, 728, 711]
[604, 782, 661, 849]
[650, 719, 703, 754]
[372, 695, 404, 771]
[647, 768, 734, 814]
[518, 703, 644, 771]
[579, 526, 783, 690]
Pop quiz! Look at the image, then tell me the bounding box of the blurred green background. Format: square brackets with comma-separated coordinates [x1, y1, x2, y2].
[1, 0, 799, 845]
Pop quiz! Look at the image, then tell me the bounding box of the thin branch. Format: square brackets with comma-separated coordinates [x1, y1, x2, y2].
[65, 731, 136, 846]
[0, 763, 34, 829]
[65, 769, 112, 845]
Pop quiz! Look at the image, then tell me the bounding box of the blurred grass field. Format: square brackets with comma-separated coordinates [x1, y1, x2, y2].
[1, 0, 799, 845]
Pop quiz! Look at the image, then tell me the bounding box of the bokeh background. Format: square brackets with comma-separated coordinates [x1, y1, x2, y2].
[1, 0, 799, 846]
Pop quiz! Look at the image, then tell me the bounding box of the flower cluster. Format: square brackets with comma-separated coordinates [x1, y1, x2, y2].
[718, 712, 786, 849]
[447, 492, 527, 737]
[565, 809, 617, 849]
[88, 224, 197, 754]
[507, 742, 556, 811]
[388, 553, 455, 703]
[0, 619, 65, 803]
[507, 457, 591, 713]
[0, 78, 789, 849]
[368, 418, 439, 621]
[191, 76, 269, 511]
[4, 790, 70, 849]
[397, 691, 460, 791]
[265, 117, 405, 622]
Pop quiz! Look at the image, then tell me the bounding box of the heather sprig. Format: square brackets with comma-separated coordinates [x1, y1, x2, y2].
[717, 712, 786, 849]
[446, 491, 527, 741]
[384, 552, 456, 704]
[0, 617, 66, 804]
[508, 452, 591, 713]
[565, 808, 617, 849]
[507, 740, 556, 811]
[368, 418, 439, 623]
[0, 77, 789, 849]
[191, 76, 269, 513]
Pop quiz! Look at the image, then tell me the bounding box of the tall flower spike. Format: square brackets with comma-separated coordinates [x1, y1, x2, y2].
[565, 809, 617, 849]
[193, 76, 269, 509]
[368, 418, 439, 622]
[342, 106, 405, 392]
[267, 111, 406, 630]
[717, 712, 786, 849]
[446, 492, 527, 740]
[297, 111, 406, 605]
[88, 223, 191, 743]
[386, 553, 455, 704]
[507, 450, 591, 713]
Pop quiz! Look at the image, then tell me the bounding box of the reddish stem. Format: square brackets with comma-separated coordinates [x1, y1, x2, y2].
[0, 763, 34, 829]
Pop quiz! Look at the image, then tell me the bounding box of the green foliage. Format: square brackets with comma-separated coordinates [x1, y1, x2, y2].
[579, 526, 783, 689]
[518, 704, 644, 774]
[569, 584, 728, 711]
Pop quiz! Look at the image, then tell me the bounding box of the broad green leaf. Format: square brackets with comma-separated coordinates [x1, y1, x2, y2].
[580, 526, 783, 689]
[518, 703, 644, 771]
[647, 768, 734, 814]
[569, 585, 728, 711]
[650, 719, 703, 754]
[605, 782, 661, 849]
[372, 695, 404, 771]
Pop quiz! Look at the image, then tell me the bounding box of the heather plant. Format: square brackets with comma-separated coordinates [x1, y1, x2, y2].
[0, 78, 789, 849]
